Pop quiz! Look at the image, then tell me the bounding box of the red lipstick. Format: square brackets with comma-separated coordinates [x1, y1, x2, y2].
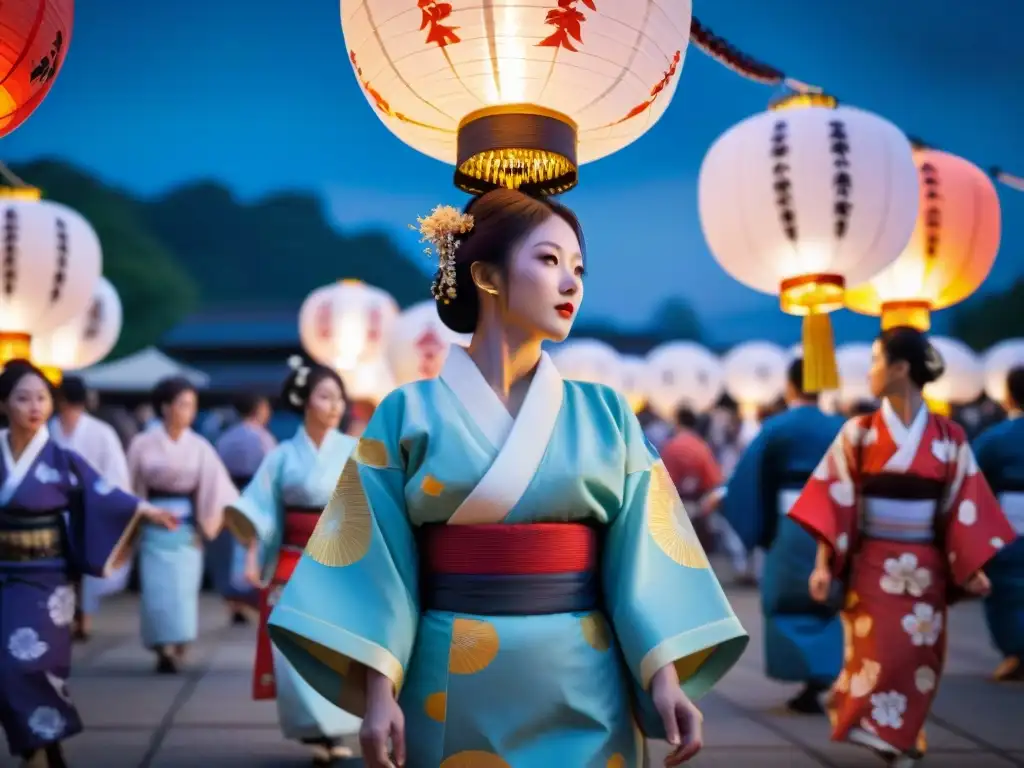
[555, 303, 574, 318]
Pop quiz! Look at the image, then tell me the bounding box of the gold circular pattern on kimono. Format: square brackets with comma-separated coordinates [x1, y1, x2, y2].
[853, 615, 873, 638]
[425, 692, 447, 722]
[646, 463, 710, 569]
[914, 666, 937, 693]
[305, 461, 372, 567]
[840, 615, 853, 661]
[845, 591, 859, 609]
[448, 618, 500, 675]
[440, 751, 511, 768]
[580, 612, 611, 652]
[355, 437, 390, 468]
[607, 755, 626, 768]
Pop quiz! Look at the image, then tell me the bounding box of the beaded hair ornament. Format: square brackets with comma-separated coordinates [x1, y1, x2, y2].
[286, 355, 311, 408]
[412, 205, 474, 304]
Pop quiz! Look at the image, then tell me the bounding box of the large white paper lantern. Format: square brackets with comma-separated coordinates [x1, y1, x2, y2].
[835, 342, 874, 408]
[982, 339, 1024, 406]
[341, 0, 693, 194]
[31, 277, 121, 383]
[388, 300, 469, 385]
[645, 341, 724, 418]
[0, 188, 102, 364]
[551, 339, 622, 389]
[299, 279, 399, 402]
[845, 149, 1001, 332]
[699, 93, 920, 391]
[619, 355, 652, 413]
[722, 341, 788, 418]
[925, 336, 983, 412]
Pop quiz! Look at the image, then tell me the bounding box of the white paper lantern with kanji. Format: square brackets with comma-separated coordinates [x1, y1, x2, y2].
[645, 341, 724, 418]
[619, 355, 652, 413]
[0, 190, 102, 363]
[835, 342, 874, 408]
[388, 300, 469, 385]
[925, 336, 983, 409]
[299, 280, 399, 401]
[551, 339, 622, 389]
[982, 339, 1024, 406]
[31, 277, 121, 380]
[722, 341, 788, 417]
[341, 0, 693, 194]
[699, 94, 920, 391]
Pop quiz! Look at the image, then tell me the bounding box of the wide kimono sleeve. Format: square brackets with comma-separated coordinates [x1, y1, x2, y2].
[267, 391, 418, 718]
[941, 422, 1017, 585]
[602, 395, 748, 736]
[223, 448, 284, 585]
[64, 449, 144, 578]
[787, 418, 862, 579]
[194, 437, 238, 541]
[720, 427, 774, 551]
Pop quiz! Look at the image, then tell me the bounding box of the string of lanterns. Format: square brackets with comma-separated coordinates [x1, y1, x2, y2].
[688, 16, 1023, 192]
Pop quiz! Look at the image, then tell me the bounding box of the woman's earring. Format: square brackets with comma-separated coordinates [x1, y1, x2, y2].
[483, 286, 499, 297]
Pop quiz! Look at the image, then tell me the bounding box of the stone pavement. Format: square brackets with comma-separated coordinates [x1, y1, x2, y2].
[4, 585, 1023, 767]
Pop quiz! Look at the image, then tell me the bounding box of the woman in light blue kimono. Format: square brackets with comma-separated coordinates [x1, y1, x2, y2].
[127, 377, 236, 674]
[721, 358, 844, 714]
[225, 359, 360, 765]
[974, 365, 1024, 681]
[266, 189, 749, 768]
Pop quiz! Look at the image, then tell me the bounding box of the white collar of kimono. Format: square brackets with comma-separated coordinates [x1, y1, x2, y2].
[0, 425, 50, 503]
[880, 397, 929, 472]
[295, 425, 340, 454]
[441, 344, 564, 525]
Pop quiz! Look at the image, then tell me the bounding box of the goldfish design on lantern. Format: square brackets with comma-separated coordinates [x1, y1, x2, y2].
[0, 0, 74, 137]
[340, 0, 693, 193]
[298, 279, 399, 402]
[699, 93, 920, 392]
[387, 300, 469, 385]
[30, 276, 121, 384]
[844, 149, 1001, 332]
[0, 186, 102, 365]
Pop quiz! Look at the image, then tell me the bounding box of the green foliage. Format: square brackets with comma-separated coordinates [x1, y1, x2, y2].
[11, 160, 198, 357]
[949, 278, 1024, 350]
[648, 296, 704, 341]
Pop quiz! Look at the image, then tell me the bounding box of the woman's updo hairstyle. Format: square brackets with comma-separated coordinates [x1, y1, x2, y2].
[0, 359, 49, 402]
[152, 376, 197, 414]
[878, 326, 946, 389]
[281, 356, 347, 415]
[435, 188, 585, 334]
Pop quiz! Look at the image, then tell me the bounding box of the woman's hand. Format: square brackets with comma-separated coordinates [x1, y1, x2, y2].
[138, 502, 179, 531]
[809, 565, 832, 603]
[360, 668, 405, 768]
[244, 542, 262, 589]
[964, 570, 991, 597]
[650, 663, 703, 765]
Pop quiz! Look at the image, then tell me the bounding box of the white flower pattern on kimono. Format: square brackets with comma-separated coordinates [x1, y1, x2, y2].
[850, 659, 881, 698]
[836, 533, 849, 553]
[28, 706, 66, 741]
[914, 666, 937, 694]
[8, 627, 49, 662]
[863, 427, 878, 446]
[33, 462, 61, 485]
[879, 553, 932, 597]
[93, 477, 113, 496]
[829, 481, 855, 508]
[957, 500, 977, 526]
[47, 586, 76, 627]
[870, 691, 907, 730]
[931, 439, 957, 464]
[991, 537, 1005, 550]
[901, 603, 942, 647]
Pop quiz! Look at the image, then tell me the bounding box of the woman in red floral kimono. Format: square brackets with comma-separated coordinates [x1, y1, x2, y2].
[789, 327, 1016, 767]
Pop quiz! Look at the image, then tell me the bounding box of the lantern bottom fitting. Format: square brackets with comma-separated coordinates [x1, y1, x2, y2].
[769, 92, 838, 112]
[455, 105, 579, 196]
[0, 186, 42, 201]
[38, 365, 63, 386]
[0, 332, 32, 365]
[881, 301, 932, 332]
[924, 395, 951, 417]
[801, 312, 839, 393]
[779, 273, 846, 316]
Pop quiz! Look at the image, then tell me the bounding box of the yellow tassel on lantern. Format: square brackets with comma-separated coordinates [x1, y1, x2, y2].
[780, 274, 844, 393]
[881, 301, 932, 331]
[924, 394, 950, 416]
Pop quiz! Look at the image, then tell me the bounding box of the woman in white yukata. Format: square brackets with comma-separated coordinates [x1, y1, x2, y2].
[267, 189, 749, 768]
[127, 377, 236, 674]
[226, 359, 360, 765]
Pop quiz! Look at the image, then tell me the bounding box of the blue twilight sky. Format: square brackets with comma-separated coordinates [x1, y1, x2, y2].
[3, 0, 1023, 344]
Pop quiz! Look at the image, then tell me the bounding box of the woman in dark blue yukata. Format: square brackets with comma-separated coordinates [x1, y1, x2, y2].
[0, 360, 177, 768]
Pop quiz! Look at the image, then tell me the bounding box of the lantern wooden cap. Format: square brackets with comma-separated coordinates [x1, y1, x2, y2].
[454, 105, 578, 196]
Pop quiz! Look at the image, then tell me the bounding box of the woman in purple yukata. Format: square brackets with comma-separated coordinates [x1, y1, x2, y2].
[0, 361, 176, 768]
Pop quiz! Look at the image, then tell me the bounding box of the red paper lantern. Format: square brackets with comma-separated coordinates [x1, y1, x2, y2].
[0, 0, 74, 138]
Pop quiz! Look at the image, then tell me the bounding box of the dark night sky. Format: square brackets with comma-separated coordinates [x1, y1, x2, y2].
[4, 0, 1022, 343]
